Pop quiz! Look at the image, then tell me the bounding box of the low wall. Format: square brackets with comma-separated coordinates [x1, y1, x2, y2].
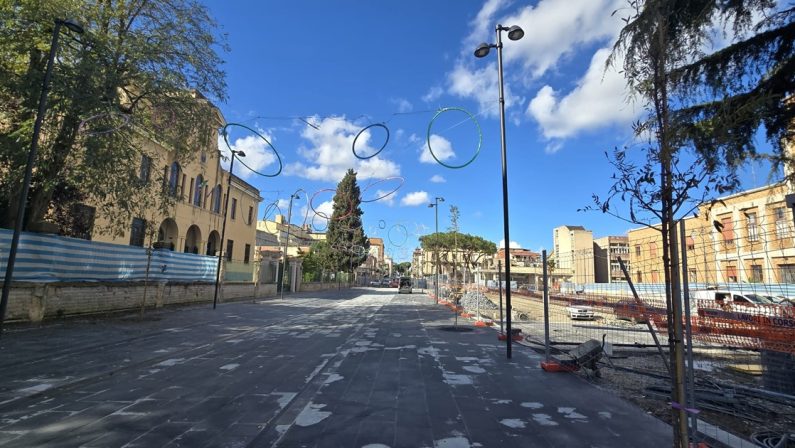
[299, 282, 341, 292]
[5, 281, 278, 323]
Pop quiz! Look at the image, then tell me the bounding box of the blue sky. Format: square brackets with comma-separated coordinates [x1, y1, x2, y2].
[203, 0, 777, 262]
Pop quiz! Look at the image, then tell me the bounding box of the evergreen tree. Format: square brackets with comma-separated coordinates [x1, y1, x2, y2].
[326, 169, 369, 273]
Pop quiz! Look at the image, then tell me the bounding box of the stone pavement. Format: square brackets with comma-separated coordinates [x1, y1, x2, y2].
[0, 288, 672, 447]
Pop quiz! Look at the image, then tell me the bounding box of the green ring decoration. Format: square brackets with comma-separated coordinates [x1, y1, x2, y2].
[426, 107, 482, 169]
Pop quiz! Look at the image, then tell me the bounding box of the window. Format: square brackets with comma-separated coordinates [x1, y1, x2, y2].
[139, 155, 151, 184]
[686, 236, 695, 251]
[635, 245, 641, 257]
[721, 216, 734, 245]
[193, 175, 203, 206]
[649, 242, 657, 258]
[69, 204, 96, 240]
[688, 268, 697, 283]
[244, 244, 251, 264]
[180, 174, 186, 200]
[750, 264, 763, 283]
[636, 271, 642, 283]
[226, 240, 234, 261]
[780, 264, 795, 283]
[651, 270, 659, 283]
[188, 178, 194, 204]
[168, 162, 180, 196]
[231, 198, 237, 219]
[726, 265, 737, 283]
[213, 185, 222, 213]
[746, 212, 759, 242]
[201, 151, 207, 163]
[248, 206, 254, 225]
[130, 218, 146, 247]
[775, 207, 789, 240]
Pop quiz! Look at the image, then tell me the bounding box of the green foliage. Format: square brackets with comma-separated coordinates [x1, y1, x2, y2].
[0, 0, 228, 232]
[300, 241, 334, 277]
[419, 231, 496, 276]
[326, 169, 369, 271]
[394, 261, 411, 275]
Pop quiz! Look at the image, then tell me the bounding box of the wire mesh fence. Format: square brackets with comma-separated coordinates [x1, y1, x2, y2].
[423, 208, 795, 445]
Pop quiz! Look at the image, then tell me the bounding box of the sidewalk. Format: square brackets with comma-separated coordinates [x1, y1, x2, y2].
[0, 289, 671, 447]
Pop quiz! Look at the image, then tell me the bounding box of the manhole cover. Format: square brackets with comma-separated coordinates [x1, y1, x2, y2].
[437, 326, 474, 332]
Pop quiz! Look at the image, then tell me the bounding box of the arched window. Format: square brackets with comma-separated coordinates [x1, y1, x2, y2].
[213, 185, 222, 213]
[168, 162, 180, 196]
[193, 174, 203, 206]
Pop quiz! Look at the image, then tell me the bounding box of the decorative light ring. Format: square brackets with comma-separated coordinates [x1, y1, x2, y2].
[78, 111, 132, 136]
[310, 213, 329, 233]
[378, 220, 386, 229]
[352, 123, 389, 160]
[388, 224, 408, 247]
[309, 189, 354, 222]
[426, 107, 482, 169]
[360, 177, 405, 203]
[221, 123, 283, 177]
[261, 201, 283, 233]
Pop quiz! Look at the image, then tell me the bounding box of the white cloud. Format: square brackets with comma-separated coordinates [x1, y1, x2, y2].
[420, 134, 455, 164]
[400, 191, 430, 206]
[301, 200, 333, 229]
[464, 0, 511, 50]
[276, 199, 291, 212]
[499, 239, 523, 249]
[285, 116, 400, 182]
[218, 129, 278, 179]
[527, 48, 639, 139]
[429, 174, 446, 183]
[390, 97, 413, 113]
[373, 189, 396, 206]
[422, 86, 444, 103]
[447, 63, 518, 117]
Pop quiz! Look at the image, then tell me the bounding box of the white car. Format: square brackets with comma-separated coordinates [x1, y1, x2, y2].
[566, 304, 595, 320]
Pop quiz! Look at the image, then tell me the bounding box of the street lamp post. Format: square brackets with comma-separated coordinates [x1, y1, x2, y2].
[428, 196, 444, 303]
[213, 149, 245, 309]
[280, 190, 302, 300]
[0, 19, 84, 337]
[475, 23, 524, 359]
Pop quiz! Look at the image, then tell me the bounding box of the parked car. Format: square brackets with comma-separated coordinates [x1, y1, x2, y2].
[369, 280, 380, 287]
[389, 279, 399, 288]
[566, 304, 594, 320]
[614, 299, 648, 323]
[398, 277, 412, 294]
[380, 279, 390, 287]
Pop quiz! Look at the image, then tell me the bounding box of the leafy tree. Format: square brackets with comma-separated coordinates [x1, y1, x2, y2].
[458, 234, 497, 277]
[0, 0, 228, 233]
[394, 261, 411, 275]
[419, 231, 495, 281]
[326, 169, 369, 274]
[448, 205, 460, 282]
[598, 1, 793, 444]
[300, 240, 334, 281]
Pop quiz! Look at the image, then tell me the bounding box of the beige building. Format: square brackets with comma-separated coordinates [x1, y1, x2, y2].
[553, 225, 595, 284]
[90, 101, 261, 281]
[593, 236, 630, 283]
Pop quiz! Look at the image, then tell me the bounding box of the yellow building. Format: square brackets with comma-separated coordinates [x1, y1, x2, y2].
[90, 102, 261, 280]
[553, 225, 595, 284]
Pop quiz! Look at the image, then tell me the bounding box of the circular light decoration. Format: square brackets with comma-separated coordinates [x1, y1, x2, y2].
[260, 201, 284, 233]
[426, 107, 482, 169]
[388, 224, 408, 247]
[310, 213, 329, 233]
[221, 123, 283, 177]
[309, 189, 354, 225]
[78, 111, 132, 136]
[352, 123, 389, 160]
[378, 220, 386, 229]
[360, 177, 405, 203]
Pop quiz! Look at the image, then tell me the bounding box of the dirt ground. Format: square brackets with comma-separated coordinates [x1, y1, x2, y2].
[455, 289, 795, 445]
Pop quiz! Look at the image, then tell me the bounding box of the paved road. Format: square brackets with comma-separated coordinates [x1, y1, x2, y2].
[0, 288, 671, 447]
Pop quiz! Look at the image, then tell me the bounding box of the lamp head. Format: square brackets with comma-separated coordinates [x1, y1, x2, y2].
[507, 25, 524, 41]
[437, 197, 445, 203]
[58, 18, 84, 34]
[474, 43, 491, 58]
[428, 204, 434, 208]
[234, 150, 246, 157]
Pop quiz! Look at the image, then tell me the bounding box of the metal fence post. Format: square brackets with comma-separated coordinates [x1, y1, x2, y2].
[679, 220, 698, 439]
[543, 250, 550, 362]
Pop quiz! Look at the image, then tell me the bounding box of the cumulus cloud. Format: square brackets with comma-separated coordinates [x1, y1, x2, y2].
[527, 48, 639, 139]
[285, 116, 400, 182]
[430, 174, 446, 183]
[218, 129, 278, 179]
[373, 189, 396, 206]
[422, 86, 444, 103]
[420, 134, 455, 164]
[390, 97, 413, 113]
[447, 64, 519, 117]
[301, 200, 334, 229]
[499, 239, 523, 249]
[401, 191, 430, 206]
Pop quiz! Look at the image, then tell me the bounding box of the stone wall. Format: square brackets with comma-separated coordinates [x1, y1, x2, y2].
[4, 281, 278, 323]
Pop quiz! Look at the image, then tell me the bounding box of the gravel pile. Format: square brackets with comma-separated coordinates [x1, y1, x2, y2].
[459, 291, 498, 311]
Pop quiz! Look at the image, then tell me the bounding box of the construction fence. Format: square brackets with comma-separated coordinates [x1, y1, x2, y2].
[428, 211, 795, 446]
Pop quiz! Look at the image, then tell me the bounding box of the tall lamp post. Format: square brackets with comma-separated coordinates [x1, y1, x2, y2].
[280, 190, 302, 300]
[474, 23, 524, 359]
[0, 19, 84, 337]
[427, 196, 444, 303]
[213, 149, 245, 309]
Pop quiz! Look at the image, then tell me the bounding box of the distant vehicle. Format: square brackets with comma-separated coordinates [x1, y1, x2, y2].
[380, 279, 390, 287]
[369, 280, 380, 287]
[614, 299, 648, 323]
[398, 277, 412, 294]
[566, 304, 594, 320]
[389, 279, 399, 288]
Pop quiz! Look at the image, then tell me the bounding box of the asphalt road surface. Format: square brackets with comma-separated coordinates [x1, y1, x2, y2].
[0, 288, 672, 447]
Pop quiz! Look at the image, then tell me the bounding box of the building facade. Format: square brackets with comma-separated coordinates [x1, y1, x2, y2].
[593, 236, 630, 283]
[553, 225, 595, 284]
